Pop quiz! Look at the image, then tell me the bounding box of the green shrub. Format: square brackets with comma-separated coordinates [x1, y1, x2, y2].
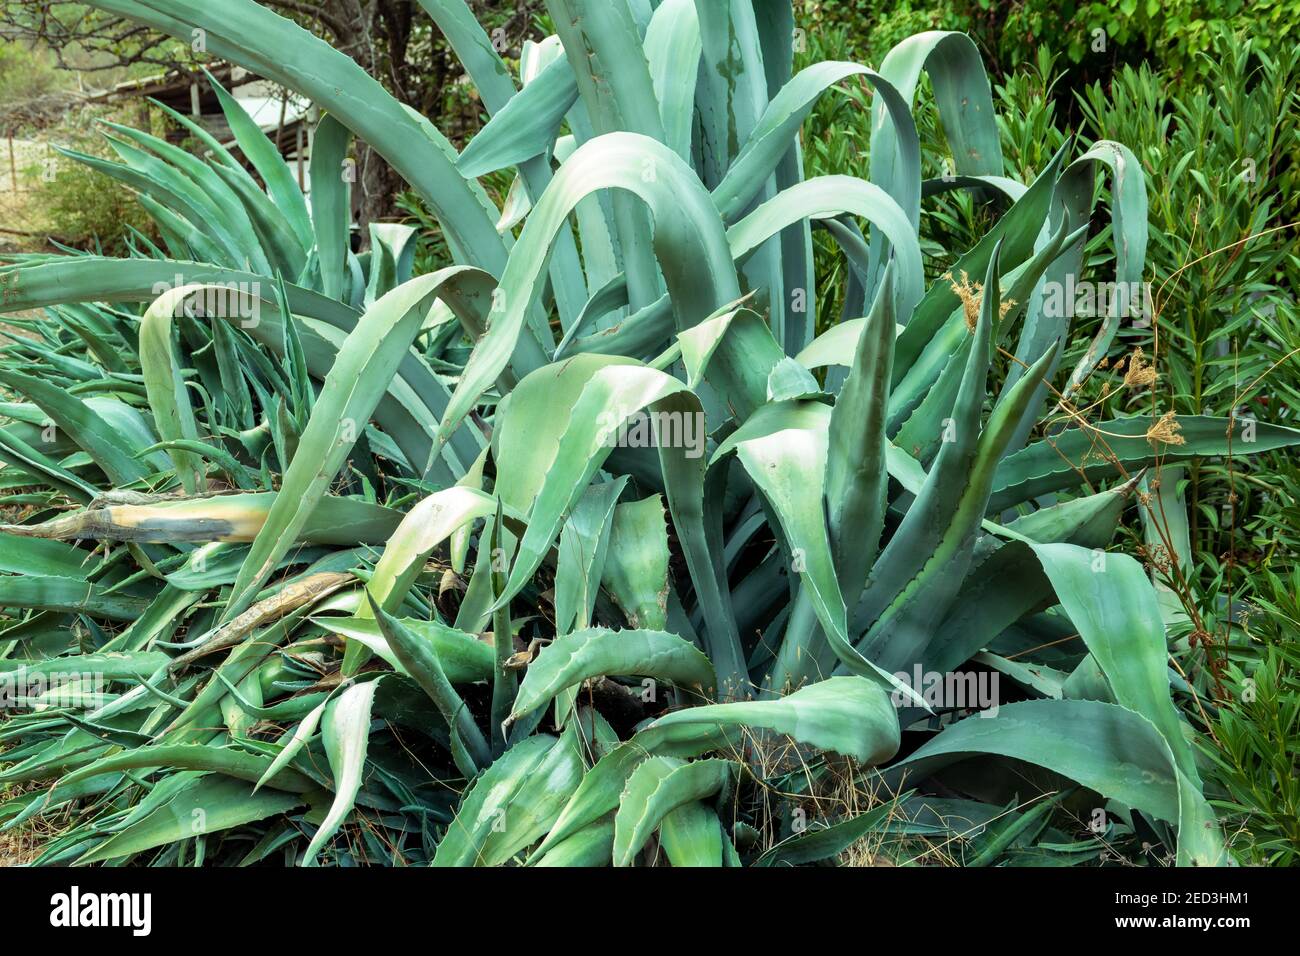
[0, 41, 66, 105]
[33, 140, 158, 255]
[1203, 567, 1300, 865]
[983, 0, 1300, 77]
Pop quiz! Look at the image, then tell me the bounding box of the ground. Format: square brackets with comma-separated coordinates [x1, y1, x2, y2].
[0, 136, 48, 253]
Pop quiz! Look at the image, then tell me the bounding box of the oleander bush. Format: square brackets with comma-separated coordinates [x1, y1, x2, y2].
[1, 0, 1295, 866]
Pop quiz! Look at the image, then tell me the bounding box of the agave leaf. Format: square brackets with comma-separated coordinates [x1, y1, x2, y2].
[313, 616, 493, 685]
[0, 368, 151, 486]
[600, 495, 671, 630]
[501, 360, 746, 693]
[146, 95, 254, 177]
[456, 55, 577, 177]
[853, 248, 1053, 668]
[675, 303, 783, 410]
[643, 0, 701, 162]
[658, 800, 725, 867]
[432, 734, 556, 866]
[870, 31, 1003, 239]
[826, 265, 895, 599]
[712, 400, 916, 698]
[0, 576, 150, 622]
[531, 816, 615, 867]
[224, 268, 488, 621]
[139, 286, 212, 492]
[367, 600, 490, 777]
[54, 143, 245, 268]
[727, 176, 923, 321]
[528, 723, 729, 863]
[2, 651, 168, 687]
[476, 723, 584, 865]
[890, 215, 1084, 434]
[203, 70, 313, 247]
[554, 478, 628, 636]
[416, 0, 587, 327]
[56, 743, 314, 794]
[138, 438, 257, 488]
[0, 258, 482, 473]
[0, 257, 358, 328]
[0, 424, 97, 503]
[1138, 465, 1192, 622]
[613, 757, 736, 866]
[0, 734, 112, 787]
[76, 774, 303, 865]
[0, 532, 95, 579]
[692, 0, 771, 325]
[509, 628, 715, 724]
[310, 113, 353, 301]
[859, 334, 1062, 670]
[300, 678, 379, 865]
[364, 223, 420, 305]
[714, 62, 917, 224]
[436, 132, 741, 453]
[765, 357, 821, 401]
[492, 354, 635, 512]
[87, 0, 511, 276]
[1029, 542, 1227, 865]
[0, 257, 481, 478]
[990, 415, 1300, 511]
[206, 160, 308, 280]
[641, 677, 900, 766]
[107, 589, 203, 662]
[1056, 143, 1148, 396]
[97, 120, 275, 275]
[551, 270, 635, 355]
[926, 484, 1132, 673]
[492, 363, 692, 608]
[414, 0, 515, 111]
[495, 174, 532, 233]
[964, 790, 1071, 866]
[549, 0, 666, 310]
[163, 600, 318, 736]
[892, 144, 1067, 378]
[344, 485, 497, 673]
[880, 698, 1227, 865]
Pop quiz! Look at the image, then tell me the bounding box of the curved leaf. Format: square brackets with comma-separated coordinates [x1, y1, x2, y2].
[301, 678, 379, 865]
[510, 628, 715, 724]
[613, 757, 736, 866]
[643, 676, 900, 765]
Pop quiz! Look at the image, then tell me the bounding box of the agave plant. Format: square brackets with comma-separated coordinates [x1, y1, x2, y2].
[0, 0, 1294, 867]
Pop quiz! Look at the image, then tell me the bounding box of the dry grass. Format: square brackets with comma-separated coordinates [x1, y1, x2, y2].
[943, 269, 1015, 332]
[712, 727, 965, 866]
[0, 776, 43, 867]
[0, 822, 40, 866]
